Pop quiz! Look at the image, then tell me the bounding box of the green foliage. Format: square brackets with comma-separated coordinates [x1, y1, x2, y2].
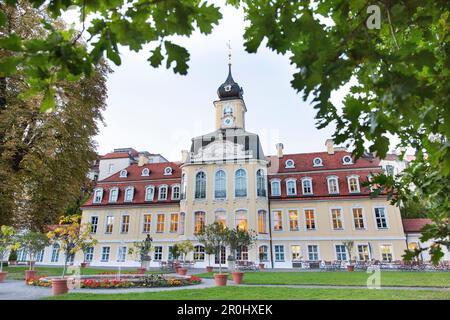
[168, 244, 181, 261]
[196, 222, 230, 273]
[18, 230, 50, 269]
[177, 240, 194, 262]
[129, 234, 153, 267]
[0, 225, 19, 271]
[227, 227, 257, 259]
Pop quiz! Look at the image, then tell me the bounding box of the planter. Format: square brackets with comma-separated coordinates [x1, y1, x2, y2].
[258, 263, 265, 270]
[8, 261, 16, 266]
[25, 270, 37, 282]
[232, 271, 244, 284]
[137, 267, 147, 274]
[206, 266, 213, 273]
[52, 278, 69, 296]
[347, 265, 355, 272]
[27, 261, 35, 268]
[80, 262, 88, 268]
[214, 273, 228, 286]
[0, 271, 7, 282]
[177, 267, 188, 276]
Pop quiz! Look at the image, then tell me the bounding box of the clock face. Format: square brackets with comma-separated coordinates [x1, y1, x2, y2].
[223, 117, 234, 127]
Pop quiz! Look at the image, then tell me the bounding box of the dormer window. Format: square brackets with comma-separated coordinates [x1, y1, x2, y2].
[119, 169, 128, 178]
[159, 185, 168, 200]
[271, 179, 281, 196]
[145, 186, 155, 201]
[285, 159, 295, 169]
[342, 155, 353, 165]
[286, 179, 297, 196]
[172, 185, 181, 200]
[124, 186, 134, 202]
[93, 188, 103, 204]
[347, 175, 360, 193]
[301, 177, 313, 195]
[313, 157, 323, 167]
[163, 167, 173, 175]
[224, 85, 232, 92]
[109, 187, 119, 203]
[141, 168, 150, 176]
[327, 176, 339, 194]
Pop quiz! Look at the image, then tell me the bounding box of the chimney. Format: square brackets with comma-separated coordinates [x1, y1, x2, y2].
[138, 154, 147, 166]
[181, 150, 189, 163]
[325, 139, 334, 155]
[276, 143, 284, 158]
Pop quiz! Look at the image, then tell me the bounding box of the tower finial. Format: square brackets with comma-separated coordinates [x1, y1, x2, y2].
[227, 40, 232, 67]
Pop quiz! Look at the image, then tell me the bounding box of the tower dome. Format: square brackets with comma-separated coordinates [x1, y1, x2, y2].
[217, 65, 244, 100]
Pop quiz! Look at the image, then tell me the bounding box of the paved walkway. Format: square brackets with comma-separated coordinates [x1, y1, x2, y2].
[1, 275, 448, 300]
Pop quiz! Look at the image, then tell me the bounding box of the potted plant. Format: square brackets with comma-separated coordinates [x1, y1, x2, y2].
[129, 234, 152, 274]
[177, 240, 194, 276]
[197, 222, 230, 286]
[0, 225, 19, 282]
[80, 239, 97, 268]
[47, 215, 97, 295]
[343, 241, 355, 272]
[18, 231, 50, 282]
[169, 244, 181, 272]
[227, 227, 257, 284]
[8, 249, 17, 266]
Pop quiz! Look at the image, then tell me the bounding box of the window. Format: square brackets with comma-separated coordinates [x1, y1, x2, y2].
[271, 180, 281, 196]
[105, 216, 114, 234]
[154, 246, 163, 261]
[331, 208, 344, 230]
[274, 245, 285, 262]
[93, 188, 103, 204]
[312, 157, 323, 167]
[181, 173, 187, 200]
[164, 167, 173, 175]
[121, 215, 130, 233]
[178, 212, 185, 235]
[195, 171, 207, 199]
[301, 178, 313, 195]
[214, 170, 227, 199]
[327, 176, 339, 194]
[117, 246, 127, 262]
[357, 245, 370, 261]
[36, 249, 44, 263]
[215, 246, 226, 264]
[380, 244, 393, 261]
[291, 245, 302, 261]
[145, 186, 155, 201]
[385, 165, 394, 176]
[109, 187, 119, 202]
[285, 159, 295, 168]
[335, 245, 347, 261]
[215, 210, 227, 228]
[124, 187, 134, 202]
[142, 214, 151, 233]
[170, 213, 179, 233]
[352, 208, 365, 229]
[288, 209, 299, 231]
[308, 245, 319, 261]
[158, 185, 168, 200]
[408, 242, 419, 251]
[259, 246, 268, 262]
[256, 169, 266, 197]
[194, 211, 206, 234]
[286, 179, 297, 196]
[347, 176, 360, 193]
[375, 207, 388, 229]
[172, 185, 180, 200]
[17, 248, 27, 262]
[108, 163, 114, 174]
[273, 210, 283, 231]
[235, 169, 247, 197]
[84, 247, 94, 263]
[258, 210, 267, 234]
[304, 209, 316, 230]
[101, 247, 110, 262]
[119, 169, 127, 178]
[141, 168, 150, 176]
[223, 104, 233, 116]
[194, 245, 205, 261]
[235, 210, 248, 232]
[342, 155, 353, 165]
[236, 246, 248, 261]
[156, 214, 165, 233]
[90, 216, 98, 234]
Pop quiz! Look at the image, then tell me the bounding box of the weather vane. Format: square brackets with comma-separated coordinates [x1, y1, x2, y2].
[227, 40, 232, 66]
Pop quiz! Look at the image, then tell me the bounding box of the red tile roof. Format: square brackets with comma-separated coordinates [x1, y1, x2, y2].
[101, 162, 181, 182]
[101, 152, 135, 160]
[402, 219, 432, 233]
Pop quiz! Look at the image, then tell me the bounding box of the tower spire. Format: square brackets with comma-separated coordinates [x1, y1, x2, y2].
[227, 40, 232, 70]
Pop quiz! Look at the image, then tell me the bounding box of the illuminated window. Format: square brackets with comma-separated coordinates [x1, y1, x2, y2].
[142, 214, 151, 233]
[352, 208, 365, 229]
[105, 216, 114, 234]
[121, 215, 130, 233]
[258, 210, 267, 234]
[156, 214, 165, 233]
[214, 210, 227, 228]
[347, 176, 360, 193]
[304, 209, 316, 230]
[236, 245, 248, 261]
[380, 244, 393, 261]
[194, 211, 206, 234]
[235, 210, 248, 232]
[170, 213, 179, 233]
[331, 208, 344, 230]
[273, 210, 283, 231]
[357, 244, 370, 261]
[178, 212, 185, 235]
[288, 209, 299, 231]
[291, 245, 301, 261]
[408, 242, 419, 250]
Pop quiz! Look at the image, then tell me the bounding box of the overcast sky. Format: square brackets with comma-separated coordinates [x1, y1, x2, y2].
[72, 2, 352, 161]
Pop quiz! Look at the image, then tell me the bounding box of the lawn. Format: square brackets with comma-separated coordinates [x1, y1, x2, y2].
[2, 266, 168, 280]
[44, 286, 450, 300]
[196, 271, 450, 288]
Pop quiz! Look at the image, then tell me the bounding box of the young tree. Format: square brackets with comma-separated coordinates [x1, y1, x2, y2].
[18, 231, 50, 271]
[178, 240, 194, 264]
[227, 228, 257, 271]
[46, 215, 96, 278]
[169, 244, 181, 262]
[197, 222, 230, 274]
[129, 234, 153, 270]
[80, 239, 98, 265]
[0, 225, 19, 273]
[343, 241, 355, 263]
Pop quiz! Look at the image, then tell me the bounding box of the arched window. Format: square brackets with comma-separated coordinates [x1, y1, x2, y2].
[347, 175, 360, 193]
[194, 211, 206, 234]
[271, 179, 281, 196]
[124, 187, 134, 202]
[119, 169, 128, 178]
[327, 176, 339, 194]
[258, 210, 267, 234]
[164, 167, 173, 175]
[181, 173, 187, 200]
[93, 188, 103, 204]
[158, 185, 168, 200]
[236, 245, 248, 261]
[109, 187, 119, 203]
[256, 169, 266, 197]
[235, 210, 248, 232]
[172, 185, 180, 200]
[259, 246, 268, 262]
[214, 209, 227, 228]
[301, 177, 313, 195]
[145, 186, 154, 201]
[194, 245, 205, 261]
[141, 168, 150, 176]
[178, 212, 185, 235]
[286, 179, 297, 196]
[235, 169, 247, 197]
[51, 243, 60, 263]
[195, 171, 206, 199]
[215, 170, 226, 199]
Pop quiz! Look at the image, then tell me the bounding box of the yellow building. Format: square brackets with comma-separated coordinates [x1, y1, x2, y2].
[75, 63, 406, 269]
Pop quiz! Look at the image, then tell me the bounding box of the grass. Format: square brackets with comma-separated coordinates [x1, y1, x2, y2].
[196, 271, 450, 288]
[43, 286, 450, 300]
[2, 266, 168, 280]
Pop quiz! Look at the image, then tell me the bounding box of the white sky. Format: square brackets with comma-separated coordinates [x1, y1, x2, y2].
[66, 2, 355, 162]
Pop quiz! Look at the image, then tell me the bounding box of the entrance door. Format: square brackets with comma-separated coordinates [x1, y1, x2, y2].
[214, 246, 226, 265]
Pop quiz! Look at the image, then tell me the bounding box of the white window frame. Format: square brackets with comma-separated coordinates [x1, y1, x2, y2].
[342, 155, 353, 165]
[164, 167, 173, 175]
[326, 176, 340, 194]
[307, 244, 320, 261]
[90, 216, 99, 234]
[194, 211, 206, 234]
[124, 186, 134, 202]
[285, 159, 295, 168]
[312, 157, 323, 167]
[120, 214, 130, 234]
[169, 213, 179, 233]
[274, 245, 285, 262]
[84, 247, 94, 263]
[214, 169, 227, 199]
[105, 215, 114, 234]
[259, 245, 269, 262]
[178, 212, 185, 235]
[356, 243, 371, 261]
[158, 185, 168, 200]
[257, 209, 268, 234]
[101, 246, 111, 262]
[141, 168, 150, 176]
[330, 207, 345, 230]
[256, 169, 267, 197]
[194, 171, 207, 199]
[374, 206, 389, 229]
[193, 245, 205, 261]
[272, 209, 284, 231]
[153, 246, 163, 261]
[109, 187, 119, 203]
[285, 178, 297, 196]
[156, 213, 165, 233]
[351, 206, 366, 230]
[347, 175, 360, 193]
[119, 169, 128, 178]
[270, 179, 281, 196]
[291, 245, 302, 261]
[142, 213, 152, 233]
[234, 209, 249, 232]
[288, 208, 300, 231]
[50, 244, 60, 263]
[234, 168, 248, 198]
[145, 185, 155, 201]
[171, 184, 181, 200]
[214, 209, 227, 228]
[301, 177, 313, 195]
[303, 208, 317, 231]
[117, 245, 127, 262]
[334, 244, 348, 261]
[93, 188, 103, 204]
[380, 243, 394, 261]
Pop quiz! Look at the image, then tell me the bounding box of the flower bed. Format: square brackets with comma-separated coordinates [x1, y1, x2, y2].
[27, 274, 202, 289]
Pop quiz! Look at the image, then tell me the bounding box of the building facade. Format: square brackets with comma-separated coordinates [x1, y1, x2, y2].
[37, 64, 409, 268]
